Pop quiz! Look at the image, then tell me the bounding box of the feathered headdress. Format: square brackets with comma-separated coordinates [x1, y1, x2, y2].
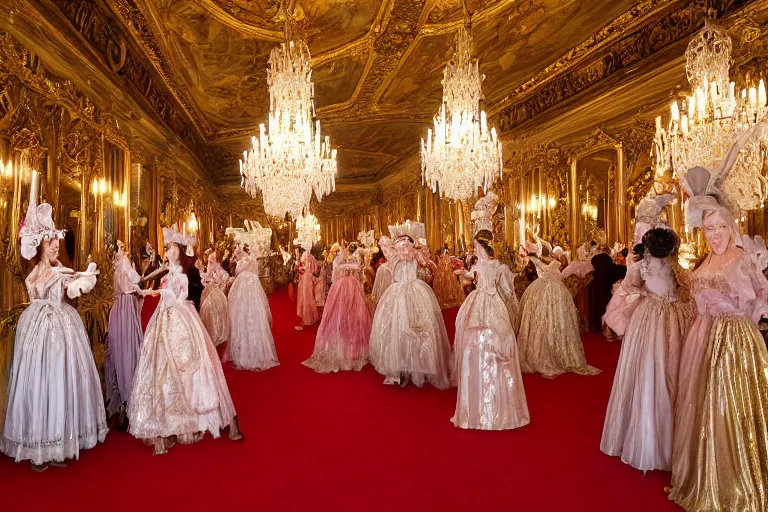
[226, 220, 272, 257]
[634, 193, 675, 245]
[162, 226, 196, 257]
[681, 121, 768, 245]
[471, 191, 498, 236]
[19, 201, 65, 260]
[358, 229, 375, 248]
[388, 220, 426, 244]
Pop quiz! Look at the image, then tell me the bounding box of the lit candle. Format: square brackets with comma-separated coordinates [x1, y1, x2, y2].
[681, 115, 689, 135]
[671, 101, 680, 121]
[749, 87, 757, 107]
[480, 111, 487, 135]
[729, 82, 736, 101]
[655, 116, 662, 133]
[30, 169, 40, 205]
[759, 80, 766, 107]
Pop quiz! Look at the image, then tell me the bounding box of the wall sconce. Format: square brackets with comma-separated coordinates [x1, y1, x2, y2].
[0, 159, 13, 179]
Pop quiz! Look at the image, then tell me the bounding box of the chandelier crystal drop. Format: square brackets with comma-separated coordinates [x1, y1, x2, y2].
[653, 20, 768, 210]
[293, 212, 321, 250]
[421, 24, 503, 201]
[240, 38, 338, 220]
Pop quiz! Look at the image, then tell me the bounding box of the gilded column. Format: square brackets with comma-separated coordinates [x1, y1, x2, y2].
[616, 144, 626, 244]
[568, 157, 579, 247]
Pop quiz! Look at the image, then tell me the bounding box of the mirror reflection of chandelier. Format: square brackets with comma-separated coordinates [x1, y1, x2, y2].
[240, 12, 337, 220]
[653, 20, 768, 210]
[421, 20, 502, 201]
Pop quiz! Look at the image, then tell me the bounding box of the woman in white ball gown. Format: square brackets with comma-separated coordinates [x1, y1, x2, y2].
[1, 196, 106, 470]
[451, 229, 529, 430]
[369, 221, 453, 389]
[129, 227, 241, 455]
[227, 223, 278, 371]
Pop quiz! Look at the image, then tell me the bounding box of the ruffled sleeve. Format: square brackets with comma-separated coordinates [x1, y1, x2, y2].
[602, 263, 644, 336]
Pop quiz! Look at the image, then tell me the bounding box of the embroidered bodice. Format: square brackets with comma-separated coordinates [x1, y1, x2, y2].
[158, 263, 188, 305]
[26, 264, 97, 303]
[393, 259, 419, 283]
[235, 256, 259, 276]
[691, 252, 768, 323]
[332, 252, 363, 283]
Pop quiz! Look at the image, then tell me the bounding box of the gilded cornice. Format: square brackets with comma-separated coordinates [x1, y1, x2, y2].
[493, 0, 754, 132]
[42, 0, 211, 167]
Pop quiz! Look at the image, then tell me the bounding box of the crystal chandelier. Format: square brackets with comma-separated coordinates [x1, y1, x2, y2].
[653, 20, 768, 211]
[421, 23, 502, 201]
[240, 20, 337, 220]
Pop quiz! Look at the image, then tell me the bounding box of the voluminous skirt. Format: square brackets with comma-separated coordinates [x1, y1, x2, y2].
[200, 286, 230, 347]
[128, 301, 236, 440]
[303, 276, 371, 373]
[105, 293, 144, 415]
[228, 271, 278, 371]
[600, 297, 692, 471]
[297, 273, 320, 325]
[670, 314, 768, 512]
[517, 277, 600, 378]
[1, 301, 107, 464]
[452, 291, 529, 430]
[369, 279, 453, 389]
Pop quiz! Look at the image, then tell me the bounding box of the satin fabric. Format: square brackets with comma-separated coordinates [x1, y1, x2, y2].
[1, 267, 107, 464]
[228, 257, 278, 371]
[600, 257, 694, 471]
[451, 260, 529, 430]
[128, 265, 236, 441]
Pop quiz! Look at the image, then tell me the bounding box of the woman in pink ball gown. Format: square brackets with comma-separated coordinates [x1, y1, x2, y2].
[295, 246, 321, 330]
[669, 157, 768, 511]
[304, 242, 371, 373]
[451, 230, 529, 430]
[600, 227, 693, 473]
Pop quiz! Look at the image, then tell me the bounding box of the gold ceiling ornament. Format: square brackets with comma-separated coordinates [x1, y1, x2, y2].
[420, 11, 502, 202]
[240, 4, 338, 220]
[653, 19, 768, 211]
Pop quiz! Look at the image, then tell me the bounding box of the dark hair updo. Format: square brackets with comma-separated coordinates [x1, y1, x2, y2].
[642, 227, 679, 259]
[474, 229, 494, 258]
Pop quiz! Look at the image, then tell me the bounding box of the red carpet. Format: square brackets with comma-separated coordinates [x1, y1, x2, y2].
[0, 289, 681, 511]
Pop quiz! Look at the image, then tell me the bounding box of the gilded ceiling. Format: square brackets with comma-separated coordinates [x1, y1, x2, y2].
[129, 0, 647, 189]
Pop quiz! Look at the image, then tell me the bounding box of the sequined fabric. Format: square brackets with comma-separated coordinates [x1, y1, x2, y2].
[201, 264, 231, 347]
[303, 260, 371, 373]
[600, 257, 694, 471]
[433, 254, 465, 309]
[228, 257, 278, 371]
[670, 253, 768, 512]
[451, 260, 529, 430]
[517, 260, 600, 378]
[128, 265, 236, 441]
[369, 259, 453, 389]
[1, 268, 107, 464]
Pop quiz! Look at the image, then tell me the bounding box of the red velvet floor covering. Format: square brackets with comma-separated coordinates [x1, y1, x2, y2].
[0, 289, 681, 511]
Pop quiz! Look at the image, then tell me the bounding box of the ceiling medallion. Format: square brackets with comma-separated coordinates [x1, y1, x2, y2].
[420, 19, 502, 201]
[240, 12, 337, 220]
[653, 20, 768, 211]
